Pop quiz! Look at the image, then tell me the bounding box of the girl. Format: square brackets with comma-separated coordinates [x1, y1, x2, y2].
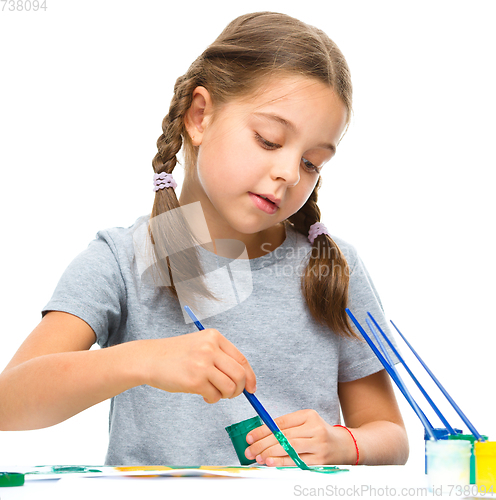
[0, 11, 408, 467]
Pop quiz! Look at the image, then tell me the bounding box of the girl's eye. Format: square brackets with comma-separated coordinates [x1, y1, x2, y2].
[256, 132, 321, 174]
[255, 132, 281, 150]
[301, 158, 321, 174]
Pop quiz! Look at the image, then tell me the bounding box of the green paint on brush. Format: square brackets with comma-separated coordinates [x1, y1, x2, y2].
[274, 431, 311, 470]
[274, 431, 348, 474]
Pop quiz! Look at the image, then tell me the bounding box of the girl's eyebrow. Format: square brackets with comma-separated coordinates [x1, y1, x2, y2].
[253, 111, 297, 132]
[252, 111, 336, 154]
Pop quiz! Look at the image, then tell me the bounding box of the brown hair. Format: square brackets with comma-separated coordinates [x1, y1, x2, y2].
[150, 11, 356, 337]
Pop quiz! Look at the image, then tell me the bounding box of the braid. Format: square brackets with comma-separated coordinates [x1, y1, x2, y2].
[152, 74, 198, 175]
[148, 70, 218, 307]
[289, 180, 356, 338]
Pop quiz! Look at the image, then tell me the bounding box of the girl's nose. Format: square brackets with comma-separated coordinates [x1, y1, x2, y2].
[270, 154, 300, 187]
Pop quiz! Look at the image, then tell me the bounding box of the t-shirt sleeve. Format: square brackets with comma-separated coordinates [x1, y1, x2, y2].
[337, 243, 399, 383]
[42, 231, 127, 348]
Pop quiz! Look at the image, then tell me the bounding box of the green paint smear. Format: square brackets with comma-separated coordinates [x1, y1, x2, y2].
[274, 431, 348, 474]
[52, 466, 101, 474]
[51, 466, 103, 473]
[28, 466, 103, 475]
[274, 431, 310, 470]
[276, 465, 346, 473]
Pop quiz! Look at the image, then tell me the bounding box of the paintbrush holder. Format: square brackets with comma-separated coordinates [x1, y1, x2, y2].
[225, 415, 263, 465]
[426, 440, 471, 492]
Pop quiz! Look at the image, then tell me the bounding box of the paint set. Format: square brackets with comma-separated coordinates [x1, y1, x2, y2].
[346, 309, 496, 493]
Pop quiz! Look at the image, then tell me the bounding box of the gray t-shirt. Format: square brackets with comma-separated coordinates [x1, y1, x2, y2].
[42, 215, 397, 466]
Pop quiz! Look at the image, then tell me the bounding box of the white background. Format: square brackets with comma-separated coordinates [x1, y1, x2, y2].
[0, 0, 494, 471]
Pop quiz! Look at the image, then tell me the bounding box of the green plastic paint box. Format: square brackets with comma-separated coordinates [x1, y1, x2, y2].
[225, 415, 263, 465]
[0, 472, 25, 487]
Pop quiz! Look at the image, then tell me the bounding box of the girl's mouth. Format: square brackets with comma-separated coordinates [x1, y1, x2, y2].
[249, 192, 279, 215]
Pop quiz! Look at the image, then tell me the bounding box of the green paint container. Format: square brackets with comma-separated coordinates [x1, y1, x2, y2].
[449, 434, 488, 484]
[0, 472, 25, 487]
[225, 415, 263, 465]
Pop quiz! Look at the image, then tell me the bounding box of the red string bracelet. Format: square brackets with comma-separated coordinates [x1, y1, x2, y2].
[333, 424, 359, 465]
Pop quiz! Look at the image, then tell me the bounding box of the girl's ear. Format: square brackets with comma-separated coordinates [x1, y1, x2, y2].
[184, 86, 214, 146]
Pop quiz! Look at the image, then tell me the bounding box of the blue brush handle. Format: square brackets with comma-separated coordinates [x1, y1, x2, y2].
[391, 319, 483, 441]
[184, 306, 281, 435]
[367, 312, 457, 435]
[184, 306, 206, 330]
[242, 390, 281, 434]
[184, 306, 205, 332]
[346, 308, 436, 440]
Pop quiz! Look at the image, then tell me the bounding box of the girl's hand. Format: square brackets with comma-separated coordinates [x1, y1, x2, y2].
[244, 409, 357, 466]
[137, 329, 257, 404]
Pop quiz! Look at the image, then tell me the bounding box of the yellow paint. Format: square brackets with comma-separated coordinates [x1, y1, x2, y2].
[115, 466, 174, 472]
[199, 466, 260, 473]
[113, 465, 260, 478]
[475, 441, 496, 490]
[114, 466, 173, 478]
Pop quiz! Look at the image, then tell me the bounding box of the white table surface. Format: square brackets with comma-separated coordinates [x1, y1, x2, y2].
[1, 463, 491, 500]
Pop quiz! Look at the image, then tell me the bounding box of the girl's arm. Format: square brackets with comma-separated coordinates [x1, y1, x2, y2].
[0, 311, 144, 430]
[0, 311, 256, 431]
[337, 369, 409, 465]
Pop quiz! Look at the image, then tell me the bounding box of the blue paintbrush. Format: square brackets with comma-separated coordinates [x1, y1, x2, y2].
[367, 312, 457, 435]
[390, 319, 484, 441]
[183, 305, 313, 469]
[183, 306, 281, 433]
[346, 308, 436, 440]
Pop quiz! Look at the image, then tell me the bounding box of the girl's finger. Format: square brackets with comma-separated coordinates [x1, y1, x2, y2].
[247, 412, 313, 445]
[205, 364, 240, 400]
[256, 443, 315, 466]
[265, 453, 315, 468]
[246, 423, 271, 444]
[274, 409, 319, 430]
[247, 433, 313, 462]
[245, 433, 277, 459]
[217, 335, 257, 393]
[211, 351, 247, 398]
[200, 381, 223, 404]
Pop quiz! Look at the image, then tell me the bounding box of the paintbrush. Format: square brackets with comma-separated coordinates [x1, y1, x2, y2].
[183, 305, 311, 469]
[389, 318, 484, 441]
[367, 312, 457, 435]
[345, 308, 437, 440]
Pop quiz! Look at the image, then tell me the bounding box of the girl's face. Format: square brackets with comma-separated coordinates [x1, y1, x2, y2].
[181, 76, 348, 247]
